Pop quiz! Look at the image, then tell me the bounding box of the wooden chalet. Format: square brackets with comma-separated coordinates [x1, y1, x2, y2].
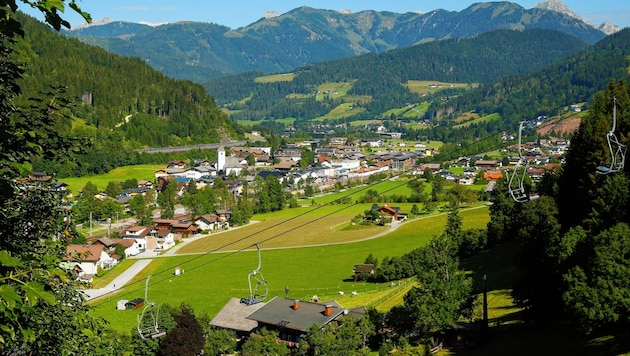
[353, 264, 375, 281]
[125, 298, 145, 310]
[371, 204, 400, 221]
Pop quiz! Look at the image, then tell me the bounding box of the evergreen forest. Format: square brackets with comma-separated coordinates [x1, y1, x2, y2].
[13, 13, 235, 177]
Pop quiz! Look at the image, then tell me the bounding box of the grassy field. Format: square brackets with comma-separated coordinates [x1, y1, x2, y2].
[405, 80, 473, 95]
[315, 81, 355, 100]
[254, 72, 295, 83]
[382, 102, 431, 119]
[235, 117, 295, 127]
[88, 205, 490, 332]
[60, 164, 162, 194]
[453, 113, 501, 129]
[311, 102, 367, 121]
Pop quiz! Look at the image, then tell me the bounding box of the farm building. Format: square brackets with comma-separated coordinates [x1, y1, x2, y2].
[353, 264, 375, 281]
[125, 298, 145, 310]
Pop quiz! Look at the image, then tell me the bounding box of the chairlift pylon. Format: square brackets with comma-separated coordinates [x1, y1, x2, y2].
[240, 244, 268, 306]
[596, 97, 627, 174]
[137, 275, 166, 340]
[506, 121, 532, 203]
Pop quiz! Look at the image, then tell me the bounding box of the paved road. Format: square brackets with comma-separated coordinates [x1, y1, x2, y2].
[81, 259, 152, 300]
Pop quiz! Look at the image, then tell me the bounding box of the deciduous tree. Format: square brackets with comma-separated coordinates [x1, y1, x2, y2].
[158, 303, 205, 356]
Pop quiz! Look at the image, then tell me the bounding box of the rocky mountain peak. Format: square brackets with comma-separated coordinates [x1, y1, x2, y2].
[598, 21, 621, 35]
[533, 0, 581, 20]
[71, 17, 113, 30]
[263, 11, 280, 20]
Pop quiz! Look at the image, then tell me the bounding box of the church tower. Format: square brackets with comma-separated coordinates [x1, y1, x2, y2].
[217, 144, 226, 173]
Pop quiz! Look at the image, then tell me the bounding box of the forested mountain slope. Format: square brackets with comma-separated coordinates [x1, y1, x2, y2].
[205, 29, 589, 121]
[14, 14, 234, 176]
[432, 28, 630, 126]
[65, 2, 607, 82]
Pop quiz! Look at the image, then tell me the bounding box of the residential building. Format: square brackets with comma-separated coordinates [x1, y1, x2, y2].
[245, 297, 365, 345]
[61, 244, 113, 283]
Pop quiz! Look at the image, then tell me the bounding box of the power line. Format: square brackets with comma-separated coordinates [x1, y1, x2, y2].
[91, 173, 416, 307]
[91, 112, 577, 306]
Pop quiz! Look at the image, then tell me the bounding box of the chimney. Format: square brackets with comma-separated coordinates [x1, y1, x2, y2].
[293, 300, 300, 310]
[324, 304, 333, 316]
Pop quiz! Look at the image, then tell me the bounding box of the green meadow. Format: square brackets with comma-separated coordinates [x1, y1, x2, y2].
[60, 164, 162, 194]
[89, 204, 490, 332]
[312, 102, 367, 121]
[254, 72, 295, 83]
[235, 117, 295, 127]
[453, 112, 501, 129]
[315, 81, 354, 100]
[405, 80, 473, 95]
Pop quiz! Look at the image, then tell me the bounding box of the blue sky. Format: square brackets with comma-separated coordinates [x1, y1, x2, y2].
[21, 1, 630, 29]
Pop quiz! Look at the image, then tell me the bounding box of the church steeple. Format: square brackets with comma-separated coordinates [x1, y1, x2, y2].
[217, 144, 226, 173]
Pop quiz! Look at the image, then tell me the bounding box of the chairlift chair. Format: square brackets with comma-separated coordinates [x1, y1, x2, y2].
[507, 121, 532, 203]
[597, 97, 627, 174]
[240, 244, 268, 306]
[137, 275, 166, 340]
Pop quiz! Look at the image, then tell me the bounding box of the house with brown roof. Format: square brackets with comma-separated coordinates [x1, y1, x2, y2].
[194, 214, 221, 231]
[353, 264, 375, 281]
[61, 244, 113, 283]
[215, 209, 232, 227]
[28, 172, 52, 182]
[137, 180, 153, 189]
[371, 204, 401, 222]
[245, 297, 364, 345]
[121, 226, 153, 252]
[475, 159, 501, 170]
[93, 237, 139, 257]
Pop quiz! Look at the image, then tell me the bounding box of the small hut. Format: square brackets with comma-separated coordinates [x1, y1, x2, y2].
[125, 298, 145, 310]
[353, 264, 375, 281]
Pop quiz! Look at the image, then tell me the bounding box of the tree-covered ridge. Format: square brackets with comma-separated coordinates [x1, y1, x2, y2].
[15, 13, 233, 148]
[65, 2, 606, 82]
[205, 28, 588, 122]
[435, 28, 630, 127]
[486, 80, 630, 340]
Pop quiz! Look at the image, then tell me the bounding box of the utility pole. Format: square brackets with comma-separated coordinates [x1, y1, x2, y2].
[89, 211, 93, 237]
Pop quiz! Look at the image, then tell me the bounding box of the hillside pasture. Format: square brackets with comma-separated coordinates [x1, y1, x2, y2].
[349, 119, 382, 127]
[60, 164, 162, 194]
[254, 72, 295, 83]
[90, 206, 490, 332]
[381, 102, 430, 119]
[312, 102, 366, 121]
[454, 112, 501, 129]
[405, 80, 472, 95]
[235, 117, 295, 127]
[315, 81, 354, 100]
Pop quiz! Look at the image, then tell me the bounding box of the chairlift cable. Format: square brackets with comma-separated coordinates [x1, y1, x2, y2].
[91, 110, 578, 307]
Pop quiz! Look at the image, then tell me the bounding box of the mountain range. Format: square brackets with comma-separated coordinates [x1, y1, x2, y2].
[64, 1, 615, 83]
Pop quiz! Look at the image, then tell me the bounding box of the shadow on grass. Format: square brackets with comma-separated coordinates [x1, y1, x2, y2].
[461, 242, 519, 292]
[450, 243, 630, 356]
[445, 321, 630, 356]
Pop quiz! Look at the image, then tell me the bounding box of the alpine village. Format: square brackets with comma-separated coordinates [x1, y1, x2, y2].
[2, 0, 630, 355]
